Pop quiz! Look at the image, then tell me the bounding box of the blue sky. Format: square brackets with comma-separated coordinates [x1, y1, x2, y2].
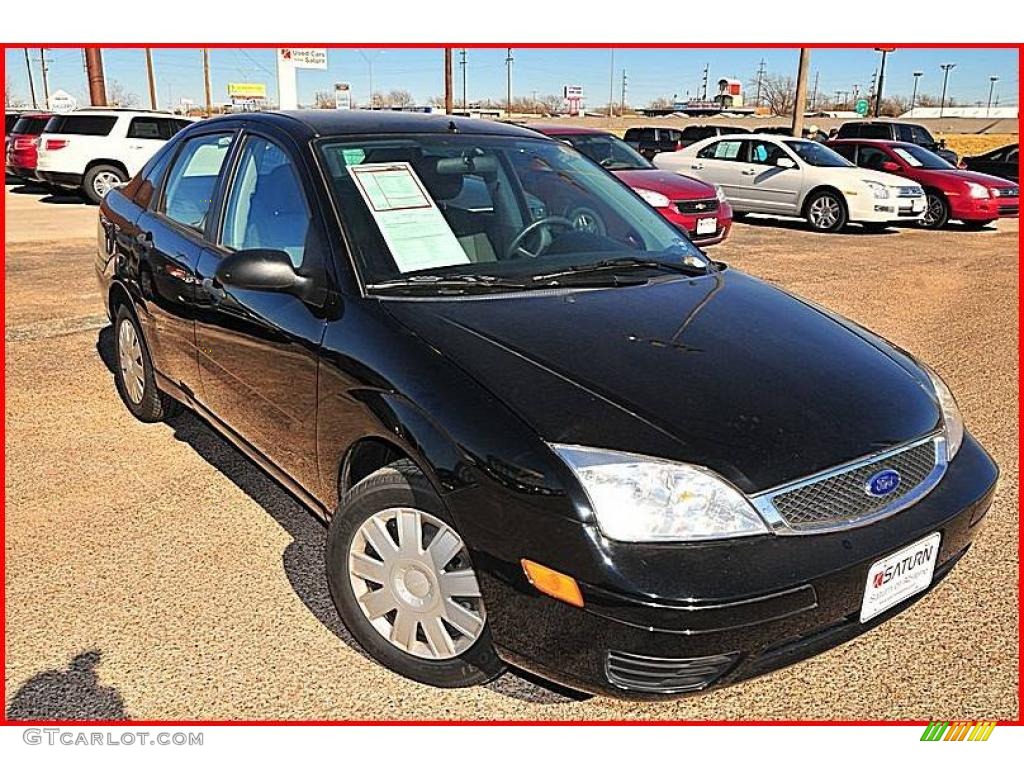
[5, 47, 1018, 110]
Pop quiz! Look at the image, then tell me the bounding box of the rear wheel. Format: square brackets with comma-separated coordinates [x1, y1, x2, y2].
[920, 191, 950, 229]
[804, 190, 848, 233]
[326, 460, 505, 688]
[83, 164, 127, 204]
[113, 305, 180, 422]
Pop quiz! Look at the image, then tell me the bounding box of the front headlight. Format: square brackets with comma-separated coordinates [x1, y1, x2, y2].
[551, 444, 768, 542]
[965, 181, 991, 199]
[921, 364, 964, 461]
[714, 184, 727, 202]
[863, 180, 890, 199]
[633, 188, 671, 208]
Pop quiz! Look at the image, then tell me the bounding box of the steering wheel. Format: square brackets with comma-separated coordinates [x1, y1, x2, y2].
[506, 216, 575, 258]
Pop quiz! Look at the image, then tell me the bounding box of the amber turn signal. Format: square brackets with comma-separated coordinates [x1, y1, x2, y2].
[521, 559, 584, 608]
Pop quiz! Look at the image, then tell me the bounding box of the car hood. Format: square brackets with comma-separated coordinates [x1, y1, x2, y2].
[383, 271, 942, 494]
[851, 168, 920, 188]
[917, 168, 1016, 188]
[612, 169, 715, 198]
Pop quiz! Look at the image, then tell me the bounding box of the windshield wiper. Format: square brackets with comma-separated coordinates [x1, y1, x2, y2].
[529, 256, 709, 284]
[368, 274, 531, 295]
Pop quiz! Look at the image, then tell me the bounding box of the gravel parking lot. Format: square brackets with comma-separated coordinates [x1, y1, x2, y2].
[4, 180, 1018, 721]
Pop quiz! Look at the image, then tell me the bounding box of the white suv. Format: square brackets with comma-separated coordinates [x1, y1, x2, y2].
[35, 109, 193, 203]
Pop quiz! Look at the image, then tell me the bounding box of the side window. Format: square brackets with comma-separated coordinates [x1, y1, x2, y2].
[831, 143, 857, 162]
[1005, 148, 1018, 164]
[698, 139, 743, 161]
[135, 143, 176, 209]
[640, 128, 656, 141]
[857, 145, 890, 170]
[910, 126, 935, 145]
[221, 137, 311, 269]
[896, 124, 915, 142]
[748, 139, 787, 165]
[861, 124, 892, 140]
[161, 132, 234, 230]
[127, 117, 163, 140]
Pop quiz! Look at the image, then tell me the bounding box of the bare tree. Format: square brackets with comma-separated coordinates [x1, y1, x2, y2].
[369, 91, 386, 108]
[107, 79, 139, 108]
[313, 90, 335, 109]
[647, 96, 675, 110]
[385, 89, 415, 107]
[536, 94, 564, 116]
[426, 95, 446, 107]
[750, 72, 796, 116]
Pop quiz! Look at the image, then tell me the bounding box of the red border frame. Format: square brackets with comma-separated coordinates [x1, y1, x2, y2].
[1, 42, 1021, 728]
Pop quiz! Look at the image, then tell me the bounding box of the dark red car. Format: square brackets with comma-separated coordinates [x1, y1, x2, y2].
[829, 139, 1019, 229]
[529, 124, 732, 246]
[6, 111, 53, 182]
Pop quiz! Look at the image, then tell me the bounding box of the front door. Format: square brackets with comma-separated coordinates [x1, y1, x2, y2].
[193, 131, 332, 496]
[744, 138, 804, 214]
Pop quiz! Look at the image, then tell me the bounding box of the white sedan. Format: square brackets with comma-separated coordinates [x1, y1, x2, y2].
[654, 134, 927, 232]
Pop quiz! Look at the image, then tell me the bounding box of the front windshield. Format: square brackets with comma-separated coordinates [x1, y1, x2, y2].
[891, 143, 954, 169]
[784, 140, 853, 167]
[554, 133, 652, 171]
[317, 134, 707, 290]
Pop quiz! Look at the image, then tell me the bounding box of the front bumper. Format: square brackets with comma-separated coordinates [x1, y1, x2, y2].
[658, 200, 734, 246]
[849, 193, 927, 223]
[470, 433, 997, 699]
[949, 192, 1019, 221]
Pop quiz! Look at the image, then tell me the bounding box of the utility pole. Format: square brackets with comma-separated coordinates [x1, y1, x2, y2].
[203, 48, 213, 116]
[608, 49, 615, 118]
[986, 75, 999, 117]
[443, 47, 453, 115]
[701, 62, 709, 101]
[811, 70, 819, 111]
[939, 63, 956, 117]
[24, 48, 38, 109]
[39, 48, 50, 106]
[459, 48, 467, 111]
[911, 71, 923, 114]
[505, 48, 513, 117]
[873, 47, 894, 117]
[791, 48, 811, 137]
[145, 48, 158, 110]
[833, 89, 842, 110]
[620, 69, 628, 113]
[754, 58, 766, 108]
[84, 48, 107, 106]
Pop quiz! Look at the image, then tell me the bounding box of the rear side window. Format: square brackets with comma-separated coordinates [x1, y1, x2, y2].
[683, 126, 715, 142]
[44, 115, 118, 136]
[836, 123, 859, 138]
[134, 143, 177, 209]
[860, 124, 892, 140]
[161, 132, 234, 230]
[697, 139, 743, 160]
[5, 114, 19, 133]
[127, 117, 163, 139]
[11, 116, 51, 135]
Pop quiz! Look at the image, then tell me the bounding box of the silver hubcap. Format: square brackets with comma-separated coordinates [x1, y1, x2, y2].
[92, 171, 121, 198]
[118, 319, 145, 404]
[809, 195, 841, 229]
[348, 507, 486, 660]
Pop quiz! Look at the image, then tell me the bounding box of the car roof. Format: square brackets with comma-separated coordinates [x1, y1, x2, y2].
[58, 108, 182, 118]
[216, 110, 551, 141]
[525, 123, 610, 136]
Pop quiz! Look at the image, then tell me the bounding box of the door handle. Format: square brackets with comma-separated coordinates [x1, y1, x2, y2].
[690, 163, 704, 170]
[201, 277, 226, 304]
[741, 169, 758, 176]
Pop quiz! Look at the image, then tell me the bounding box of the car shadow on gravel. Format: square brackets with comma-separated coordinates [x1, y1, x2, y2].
[735, 215, 897, 235]
[95, 326, 586, 708]
[6, 650, 130, 721]
[7, 181, 85, 205]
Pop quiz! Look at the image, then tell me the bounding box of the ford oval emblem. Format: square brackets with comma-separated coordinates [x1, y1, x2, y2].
[865, 469, 902, 497]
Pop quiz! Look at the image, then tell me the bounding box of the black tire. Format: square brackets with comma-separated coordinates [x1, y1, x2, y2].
[803, 189, 848, 233]
[82, 164, 127, 205]
[731, 211, 749, 221]
[326, 460, 505, 688]
[961, 219, 996, 231]
[113, 305, 180, 422]
[920, 191, 950, 229]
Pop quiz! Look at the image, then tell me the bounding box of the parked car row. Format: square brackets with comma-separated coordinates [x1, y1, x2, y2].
[654, 132, 1017, 233]
[5, 107, 192, 203]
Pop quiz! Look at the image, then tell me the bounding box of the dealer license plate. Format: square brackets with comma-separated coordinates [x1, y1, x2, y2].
[911, 198, 925, 212]
[860, 532, 941, 623]
[695, 217, 717, 235]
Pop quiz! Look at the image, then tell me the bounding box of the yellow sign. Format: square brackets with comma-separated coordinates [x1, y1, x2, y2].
[227, 83, 267, 99]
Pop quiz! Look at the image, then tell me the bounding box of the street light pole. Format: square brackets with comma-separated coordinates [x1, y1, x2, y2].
[939, 63, 956, 118]
[910, 71, 923, 114]
[986, 76, 999, 117]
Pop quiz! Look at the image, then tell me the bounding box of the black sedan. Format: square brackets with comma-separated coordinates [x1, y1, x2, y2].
[96, 110, 997, 699]
[963, 143, 1018, 183]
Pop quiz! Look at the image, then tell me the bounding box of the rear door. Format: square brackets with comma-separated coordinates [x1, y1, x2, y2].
[134, 129, 237, 391]
[192, 127, 333, 495]
[689, 138, 750, 207]
[124, 116, 170, 177]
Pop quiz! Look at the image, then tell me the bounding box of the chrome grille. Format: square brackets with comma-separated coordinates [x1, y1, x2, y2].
[993, 186, 1019, 198]
[897, 186, 924, 197]
[754, 436, 944, 533]
[676, 198, 719, 215]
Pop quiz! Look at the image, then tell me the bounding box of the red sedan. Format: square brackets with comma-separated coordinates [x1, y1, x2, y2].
[529, 124, 732, 246]
[829, 138, 1019, 229]
[6, 111, 53, 183]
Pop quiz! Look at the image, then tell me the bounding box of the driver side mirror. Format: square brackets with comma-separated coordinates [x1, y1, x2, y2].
[776, 157, 797, 169]
[215, 248, 314, 300]
[881, 160, 901, 173]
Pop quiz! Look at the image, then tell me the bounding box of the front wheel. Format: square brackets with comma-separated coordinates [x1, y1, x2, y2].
[326, 460, 505, 688]
[804, 190, 848, 233]
[83, 164, 127, 204]
[919, 191, 950, 229]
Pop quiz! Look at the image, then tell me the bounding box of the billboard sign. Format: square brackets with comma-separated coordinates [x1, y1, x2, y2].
[228, 82, 267, 99]
[278, 48, 328, 70]
[334, 82, 352, 110]
[48, 89, 77, 113]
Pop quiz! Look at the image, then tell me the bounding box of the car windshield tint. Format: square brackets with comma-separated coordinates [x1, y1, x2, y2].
[784, 140, 853, 167]
[555, 133, 651, 170]
[44, 115, 118, 136]
[318, 135, 706, 287]
[892, 144, 952, 169]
